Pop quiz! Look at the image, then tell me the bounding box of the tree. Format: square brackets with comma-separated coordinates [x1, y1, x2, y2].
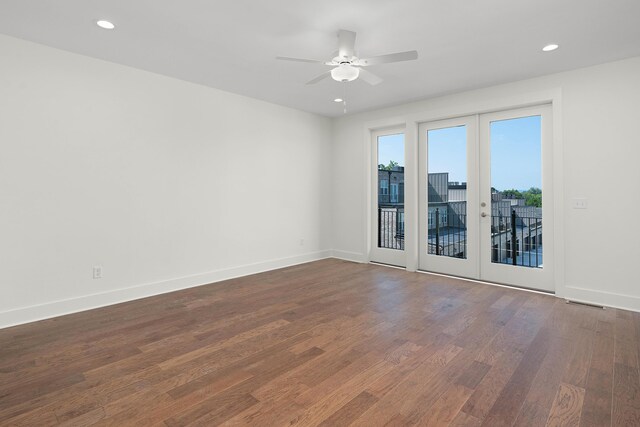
[499, 187, 541, 207]
[525, 192, 542, 207]
[527, 187, 542, 195]
[379, 160, 399, 171]
[502, 189, 522, 199]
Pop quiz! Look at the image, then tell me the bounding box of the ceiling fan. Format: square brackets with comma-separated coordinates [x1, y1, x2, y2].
[276, 30, 418, 86]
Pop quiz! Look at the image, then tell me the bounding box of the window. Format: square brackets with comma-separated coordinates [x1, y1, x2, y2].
[390, 183, 399, 203]
[380, 179, 389, 195]
[428, 207, 448, 228]
[376, 132, 405, 254]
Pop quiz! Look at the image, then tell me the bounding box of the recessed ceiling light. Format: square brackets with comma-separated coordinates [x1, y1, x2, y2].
[334, 98, 343, 103]
[542, 44, 559, 52]
[96, 20, 115, 30]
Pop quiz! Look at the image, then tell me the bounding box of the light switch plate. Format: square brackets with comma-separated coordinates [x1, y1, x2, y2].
[572, 198, 588, 209]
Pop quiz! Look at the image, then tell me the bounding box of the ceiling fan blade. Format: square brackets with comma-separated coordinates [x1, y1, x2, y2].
[305, 71, 331, 85]
[276, 56, 324, 64]
[357, 50, 418, 66]
[358, 68, 383, 86]
[337, 29, 356, 60]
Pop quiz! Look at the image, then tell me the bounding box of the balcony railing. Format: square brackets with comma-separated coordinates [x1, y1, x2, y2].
[428, 208, 467, 258]
[491, 210, 543, 268]
[378, 194, 405, 205]
[378, 207, 404, 250]
[377, 207, 542, 268]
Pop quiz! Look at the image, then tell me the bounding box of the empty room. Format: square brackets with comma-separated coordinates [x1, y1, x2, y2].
[2, 1, 640, 426]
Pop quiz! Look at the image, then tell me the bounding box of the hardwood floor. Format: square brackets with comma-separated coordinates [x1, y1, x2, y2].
[1, 258, 639, 426]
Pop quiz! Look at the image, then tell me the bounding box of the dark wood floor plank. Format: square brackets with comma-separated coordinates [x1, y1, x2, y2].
[614, 310, 639, 369]
[353, 338, 468, 425]
[480, 326, 553, 426]
[580, 318, 615, 427]
[513, 332, 577, 426]
[456, 361, 492, 390]
[460, 296, 553, 421]
[417, 383, 474, 426]
[451, 410, 483, 426]
[562, 328, 595, 389]
[288, 358, 395, 426]
[109, 370, 254, 426]
[317, 390, 378, 427]
[546, 382, 585, 427]
[461, 347, 526, 422]
[612, 362, 640, 426]
[0, 259, 636, 426]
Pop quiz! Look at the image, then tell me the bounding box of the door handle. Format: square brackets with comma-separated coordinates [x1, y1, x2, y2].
[481, 212, 488, 217]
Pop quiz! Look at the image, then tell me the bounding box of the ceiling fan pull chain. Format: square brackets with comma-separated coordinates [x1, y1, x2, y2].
[343, 82, 348, 114]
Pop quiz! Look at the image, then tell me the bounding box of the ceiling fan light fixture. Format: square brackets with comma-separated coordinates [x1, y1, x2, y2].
[331, 64, 359, 82]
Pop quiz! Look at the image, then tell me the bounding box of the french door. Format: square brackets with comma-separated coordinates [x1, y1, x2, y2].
[418, 105, 554, 292]
[370, 128, 405, 267]
[418, 116, 479, 278]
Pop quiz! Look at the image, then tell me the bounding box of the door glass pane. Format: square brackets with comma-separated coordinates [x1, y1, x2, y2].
[490, 116, 543, 268]
[427, 126, 467, 258]
[377, 134, 404, 250]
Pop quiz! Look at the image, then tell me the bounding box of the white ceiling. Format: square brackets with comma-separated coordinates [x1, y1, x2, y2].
[1, 0, 640, 117]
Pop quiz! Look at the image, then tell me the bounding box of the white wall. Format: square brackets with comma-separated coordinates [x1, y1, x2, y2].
[2, 33, 640, 329]
[331, 56, 640, 311]
[0, 35, 332, 328]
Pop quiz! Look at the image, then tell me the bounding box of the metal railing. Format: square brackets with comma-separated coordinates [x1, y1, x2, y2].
[491, 210, 543, 268]
[377, 207, 542, 268]
[378, 194, 405, 205]
[427, 208, 467, 258]
[378, 207, 404, 250]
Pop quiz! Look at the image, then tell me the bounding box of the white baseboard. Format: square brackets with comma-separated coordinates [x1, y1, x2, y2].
[561, 285, 640, 312]
[0, 250, 332, 329]
[331, 250, 367, 263]
[4, 252, 638, 330]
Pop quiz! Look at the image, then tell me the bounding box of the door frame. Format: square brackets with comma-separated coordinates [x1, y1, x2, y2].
[418, 115, 480, 279]
[363, 89, 564, 295]
[478, 104, 554, 291]
[368, 126, 407, 267]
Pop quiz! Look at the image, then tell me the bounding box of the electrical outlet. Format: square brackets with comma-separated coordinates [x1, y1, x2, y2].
[93, 266, 102, 279]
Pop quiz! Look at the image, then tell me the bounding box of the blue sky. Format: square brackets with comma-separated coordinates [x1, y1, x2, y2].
[490, 116, 541, 191]
[378, 133, 405, 167]
[377, 116, 541, 191]
[427, 126, 467, 183]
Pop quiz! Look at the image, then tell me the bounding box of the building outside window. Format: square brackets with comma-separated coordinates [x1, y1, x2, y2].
[380, 179, 389, 195]
[428, 206, 448, 228]
[390, 183, 399, 203]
